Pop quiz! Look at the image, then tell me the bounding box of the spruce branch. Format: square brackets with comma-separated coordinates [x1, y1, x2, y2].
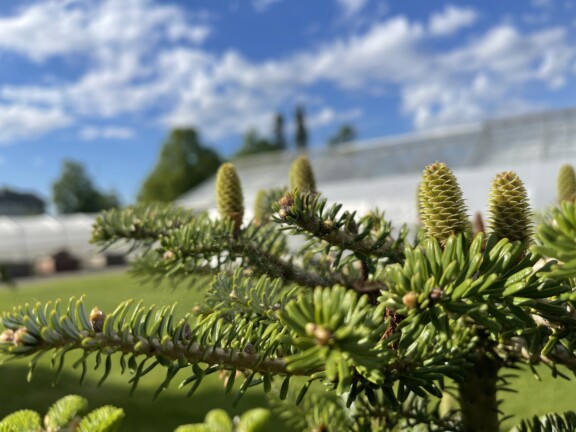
[275, 192, 405, 264]
[535, 200, 576, 272]
[92, 203, 197, 249]
[511, 411, 576, 432]
[254, 187, 287, 226]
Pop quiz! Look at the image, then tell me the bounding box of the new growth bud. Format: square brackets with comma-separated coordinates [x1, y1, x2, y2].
[402, 292, 419, 309]
[90, 307, 106, 333]
[0, 329, 14, 343]
[305, 323, 332, 345]
[216, 163, 244, 232]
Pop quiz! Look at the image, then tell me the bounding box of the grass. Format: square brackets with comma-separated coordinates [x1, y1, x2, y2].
[0, 271, 575, 431]
[0, 271, 287, 431]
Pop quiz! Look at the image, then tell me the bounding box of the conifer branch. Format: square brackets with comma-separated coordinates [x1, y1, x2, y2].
[275, 192, 405, 264]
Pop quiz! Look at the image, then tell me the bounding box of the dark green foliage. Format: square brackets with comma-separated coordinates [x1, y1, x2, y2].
[138, 129, 221, 203]
[273, 113, 286, 150]
[235, 129, 279, 158]
[557, 164, 576, 203]
[328, 124, 357, 147]
[511, 411, 576, 432]
[52, 160, 120, 214]
[488, 171, 532, 246]
[294, 105, 308, 149]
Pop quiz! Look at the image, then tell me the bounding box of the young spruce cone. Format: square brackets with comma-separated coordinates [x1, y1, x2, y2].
[488, 171, 532, 245]
[557, 164, 576, 203]
[289, 156, 317, 194]
[419, 162, 469, 243]
[216, 163, 244, 231]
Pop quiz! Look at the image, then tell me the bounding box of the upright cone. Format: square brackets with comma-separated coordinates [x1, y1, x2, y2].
[487, 171, 532, 245]
[557, 164, 576, 203]
[289, 156, 317, 194]
[419, 162, 469, 243]
[216, 163, 244, 232]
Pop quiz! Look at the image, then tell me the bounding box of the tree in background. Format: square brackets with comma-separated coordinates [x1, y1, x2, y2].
[52, 160, 120, 214]
[138, 128, 221, 203]
[294, 105, 308, 149]
[235, 129, 279, 158]
[273, 113, 286, 150]
[328, 124, 357, 147]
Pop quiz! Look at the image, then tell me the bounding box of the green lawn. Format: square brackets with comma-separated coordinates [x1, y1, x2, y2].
[0, 271, 575, 431]
[0, 271, 286, 432]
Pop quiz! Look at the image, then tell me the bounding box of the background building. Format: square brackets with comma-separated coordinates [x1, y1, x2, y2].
[178, 106, 576, 227]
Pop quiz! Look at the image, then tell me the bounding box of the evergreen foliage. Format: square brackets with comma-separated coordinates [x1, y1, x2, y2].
[0, 395, 122, 432]
[253, 188, 286, 226]
[327, 124, 357, 147]
[235, 130, 279, 158]
[273, 113, 287, 150]
[4, 160, 576, 431]
[294, 105, 308, 149]
[52, 160, 120, 214]
[138, 129, 221, 203]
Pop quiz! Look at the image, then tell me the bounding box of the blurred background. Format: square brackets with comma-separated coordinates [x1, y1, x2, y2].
[1, 0, 576, 275]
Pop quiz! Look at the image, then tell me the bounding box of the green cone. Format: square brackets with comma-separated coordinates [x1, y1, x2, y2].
[289, 156, 317, 194]
[557, 164, 576, 203]
[216, 163, 244, 230]
[419, 162, 469, 243]
[488, 171, 532, 245]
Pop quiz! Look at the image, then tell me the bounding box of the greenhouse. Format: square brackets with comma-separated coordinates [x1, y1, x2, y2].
[179, 106, 576, 225]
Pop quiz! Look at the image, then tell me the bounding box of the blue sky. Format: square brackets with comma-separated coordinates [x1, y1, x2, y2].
[0, 0, 575, 206]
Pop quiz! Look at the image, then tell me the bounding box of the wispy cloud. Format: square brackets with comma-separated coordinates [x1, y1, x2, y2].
[429, 5, 478, 36]
[252, 0, 283, 12]
[0, 0, 574, 145]
[79, 126, 136, 140]
[336, 0, 369, 18]
[0, 104, 72, 143]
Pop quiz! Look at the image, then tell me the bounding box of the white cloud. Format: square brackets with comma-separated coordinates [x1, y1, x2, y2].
[80, 126, 135, 140]
[0, 0, 211, 62]
[336, 0, 369, 18]
[0, 105, 72, 143]
[252, 0, 283, 12]
[532, 0, 553, 8]
[429, 5, 478, 36]
[0, 1, 574, 145]
[308, 107, 363, 128]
